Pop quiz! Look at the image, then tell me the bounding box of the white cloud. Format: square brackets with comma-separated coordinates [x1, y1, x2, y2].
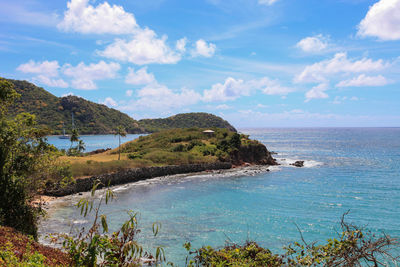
[358, 0, 400, 41]
[34, 75, 69, 88]
[336, 74, 389, 87]
[203, 77, 293, 102]
[305, 83, 329, 102]
[98, 28, 182, 65]
[17, 60, 69, 88]
[191, 39, 216, 58]
[125, 67, 156, 85]
[120, 83, 202, 111]
[102, 97, 117, 107]
[252, 77, 293, 95]
[176, 37, 187, 52]
[203, 77, 250, 102]
[58, 0, 138, 34]
[126, 90, 133, 97]
[63, 61, 120, 90]
[258, 0, 280, 6]
[296, 34, 328, 53]
[17, 60, 60, 77]
[295, 52, 388, 83]
[215, 104, 231, 110]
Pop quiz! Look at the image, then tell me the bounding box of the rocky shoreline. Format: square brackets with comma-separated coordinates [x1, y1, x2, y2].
[44, 162, 233, 197]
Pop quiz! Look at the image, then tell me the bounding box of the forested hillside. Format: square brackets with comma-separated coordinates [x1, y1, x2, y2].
[138, 113, 237, 132]
[8, 79, 144, 134]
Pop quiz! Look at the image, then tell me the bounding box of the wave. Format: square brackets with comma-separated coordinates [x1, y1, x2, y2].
[275, 157, 323, 168]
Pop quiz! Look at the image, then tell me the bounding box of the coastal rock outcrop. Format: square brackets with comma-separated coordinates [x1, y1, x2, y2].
[290, 161, 304, 167]
[230, 143, 278, 166]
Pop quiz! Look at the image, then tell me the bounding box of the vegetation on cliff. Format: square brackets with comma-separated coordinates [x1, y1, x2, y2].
[7, 79, 144, 135]
[64, 127, 275, 178]
[120, 128, 274, 165]
[138, 112, 237, 133]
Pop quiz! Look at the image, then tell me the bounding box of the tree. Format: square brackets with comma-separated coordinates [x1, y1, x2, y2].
[0, 78, 62, 238]
[77, 139, 86, 153]
[70, 128, 79, 149]
[115, 125, 127, 160]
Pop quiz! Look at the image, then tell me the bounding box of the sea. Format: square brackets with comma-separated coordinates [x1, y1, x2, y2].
[40, 128, 400, 264]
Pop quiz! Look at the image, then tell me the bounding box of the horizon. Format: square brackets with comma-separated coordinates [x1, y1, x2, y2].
[1, 0, 399, 127]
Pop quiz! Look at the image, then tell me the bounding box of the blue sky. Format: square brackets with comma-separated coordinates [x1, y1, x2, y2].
[1, 0, 399, 127]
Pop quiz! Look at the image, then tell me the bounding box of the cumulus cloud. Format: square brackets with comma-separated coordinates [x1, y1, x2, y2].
[358, 0, 400, 41]
[296, 34, 328, 53]
[63, 61, 120, 90]
[17, 60, 69, 88]
[258, 0, 280, 6]
[58, 0, 138, 34]
[191, 39, 216, 58]
[120, 83, 202, 111]
[98, 28, 182, 65]
[176, 37, 187, 53]
[34, 75, 69, 88]
[17, 60, 60, 76]
[295, 52, 388, 83]
[102, 97, 117, 107]
[125, 67, 156, 85]
[203, 77, 293, 102]
[336, 74, 389, 87]
[305, 83, 329, 102]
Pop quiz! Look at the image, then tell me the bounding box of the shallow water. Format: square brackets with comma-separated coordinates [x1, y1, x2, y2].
[40, 128, 400, 264]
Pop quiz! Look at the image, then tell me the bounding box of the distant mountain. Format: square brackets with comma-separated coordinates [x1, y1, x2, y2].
[8, 79, 144, 135]
[138, 113, 237, 133]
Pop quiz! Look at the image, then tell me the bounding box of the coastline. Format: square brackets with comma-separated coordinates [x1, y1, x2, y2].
[41, 164, 277, 206]
[44, 162, 233, 197]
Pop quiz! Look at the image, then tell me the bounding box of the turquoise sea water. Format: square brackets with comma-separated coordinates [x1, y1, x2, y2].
[41, 128, 400, 264]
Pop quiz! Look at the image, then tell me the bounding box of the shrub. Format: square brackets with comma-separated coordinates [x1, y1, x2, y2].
[187, 140, 204, 150]
[128, 152, 143, 159]
[52, 184, 167, 266]
[172, 144, 186, 152]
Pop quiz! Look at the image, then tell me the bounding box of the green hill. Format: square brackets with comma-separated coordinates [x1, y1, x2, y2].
[8, 79, 144, 135]
[138, 112, 237, 133]
[6, 79, 237, 135]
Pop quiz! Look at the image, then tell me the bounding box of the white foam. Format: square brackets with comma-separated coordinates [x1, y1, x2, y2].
[275, 157, 323, 168]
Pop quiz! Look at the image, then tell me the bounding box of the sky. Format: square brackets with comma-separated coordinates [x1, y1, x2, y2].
[1, 0, 399, 127]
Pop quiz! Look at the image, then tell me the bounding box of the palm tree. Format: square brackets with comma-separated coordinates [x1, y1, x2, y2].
[77, 139, 86, 153]
[115, 126, 127, 160]
[70, 129, 79, 149]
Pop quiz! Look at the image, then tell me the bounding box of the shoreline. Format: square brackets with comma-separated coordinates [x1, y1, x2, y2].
[44, 162, 233, 197]
[41, 164, 277, 206]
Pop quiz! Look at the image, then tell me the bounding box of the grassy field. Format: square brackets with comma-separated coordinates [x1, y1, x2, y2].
[64, 128, 257, 178]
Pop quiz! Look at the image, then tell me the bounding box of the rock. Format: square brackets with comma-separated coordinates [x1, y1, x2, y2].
[290, 161, 304, 167]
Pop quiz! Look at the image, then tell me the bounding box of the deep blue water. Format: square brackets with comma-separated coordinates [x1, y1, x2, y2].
[40, 128, 400, 264]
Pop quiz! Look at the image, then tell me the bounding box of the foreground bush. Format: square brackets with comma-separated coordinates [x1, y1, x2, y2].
[0, 78, 72, 238]
[185, 213, 399, 266]
[0, 226, 71, 266]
